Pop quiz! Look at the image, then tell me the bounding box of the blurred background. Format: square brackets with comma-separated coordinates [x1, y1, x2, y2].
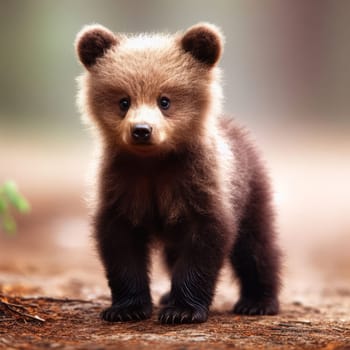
[0, 0, 349, 307]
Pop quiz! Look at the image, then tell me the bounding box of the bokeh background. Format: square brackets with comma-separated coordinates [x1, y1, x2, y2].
[1, 0, 349, 307]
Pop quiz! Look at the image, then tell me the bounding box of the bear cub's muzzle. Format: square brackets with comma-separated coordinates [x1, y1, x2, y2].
[131, 124, 153, 144]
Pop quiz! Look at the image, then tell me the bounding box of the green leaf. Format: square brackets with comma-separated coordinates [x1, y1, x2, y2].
[0, 197, 7, 214]
[2, 214, 17, 235]
[2, 180, 30, 213]
[3, 181, 21, 205]
[15, 197, 31, 213]
[0, 180, 31, 235]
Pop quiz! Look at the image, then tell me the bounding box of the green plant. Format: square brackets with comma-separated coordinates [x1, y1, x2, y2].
[0, 181, 30, 234]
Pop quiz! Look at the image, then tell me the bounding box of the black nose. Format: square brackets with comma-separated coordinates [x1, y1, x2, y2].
[131, 124, 152, 143]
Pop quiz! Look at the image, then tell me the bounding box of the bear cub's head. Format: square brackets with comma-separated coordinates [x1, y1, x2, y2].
[76, 23, 223, 156]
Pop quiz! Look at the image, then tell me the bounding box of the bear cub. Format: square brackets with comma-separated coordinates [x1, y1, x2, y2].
[75, 23, 281, 324]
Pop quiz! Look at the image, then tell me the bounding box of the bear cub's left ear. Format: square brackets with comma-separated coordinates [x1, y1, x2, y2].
[75, 24, 118, 69]
[181, 23, 224, 66]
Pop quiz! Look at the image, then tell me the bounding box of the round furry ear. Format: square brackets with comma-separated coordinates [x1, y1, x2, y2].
[181, 23, 224, 66]
[75, 24, 118, 69]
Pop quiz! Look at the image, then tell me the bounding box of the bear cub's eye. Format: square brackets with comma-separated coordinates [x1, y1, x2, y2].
[158, 96, 171, 110]
[119, 97, 130, 112]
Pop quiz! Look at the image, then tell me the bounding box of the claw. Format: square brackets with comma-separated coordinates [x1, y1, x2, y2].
[134, 312, 141, 321]
[173, 315, 178, 324]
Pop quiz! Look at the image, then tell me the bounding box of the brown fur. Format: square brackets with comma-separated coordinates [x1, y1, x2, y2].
[75, 23, 281, 324]
[76, 25, 118, 68]
[181, 23, 223, 66]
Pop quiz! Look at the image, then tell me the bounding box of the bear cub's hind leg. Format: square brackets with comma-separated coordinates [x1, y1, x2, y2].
[231, 177, 280, 316]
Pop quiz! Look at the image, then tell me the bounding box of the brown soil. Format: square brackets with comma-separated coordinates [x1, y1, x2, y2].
[1, 292, 349, 350]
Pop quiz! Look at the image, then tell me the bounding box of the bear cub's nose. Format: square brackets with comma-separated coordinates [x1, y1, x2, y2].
[131, 124, 153, 143]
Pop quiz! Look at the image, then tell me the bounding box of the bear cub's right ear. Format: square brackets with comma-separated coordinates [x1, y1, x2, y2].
[75, 25, 118, 69]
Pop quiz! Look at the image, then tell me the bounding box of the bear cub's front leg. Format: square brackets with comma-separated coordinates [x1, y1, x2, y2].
[97, 216, 153, 322]
[158, 218, 227, 324]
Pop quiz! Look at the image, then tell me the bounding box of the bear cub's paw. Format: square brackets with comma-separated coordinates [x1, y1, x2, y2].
[101, 303, 152, 322]
[159, 305, 208, 324]
[233, 297, 279, 316]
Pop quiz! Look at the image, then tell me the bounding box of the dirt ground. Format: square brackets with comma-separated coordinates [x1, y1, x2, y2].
[0, 291, 349, 350]
[0, 129, 350, 349]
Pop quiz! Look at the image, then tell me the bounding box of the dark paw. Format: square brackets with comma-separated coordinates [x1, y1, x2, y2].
[233, 297, 279, 315]
[159, 292, 171, 306]
[159, 305, 208, 324]
[101, 304, 152, 322]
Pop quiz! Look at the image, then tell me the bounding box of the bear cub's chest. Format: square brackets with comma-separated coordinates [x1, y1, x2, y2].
[115, 163, 190, 226]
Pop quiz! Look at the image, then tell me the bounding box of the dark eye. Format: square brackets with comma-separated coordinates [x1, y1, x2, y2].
[119, 97, 130, 112]
[159, 96, 171, 110]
